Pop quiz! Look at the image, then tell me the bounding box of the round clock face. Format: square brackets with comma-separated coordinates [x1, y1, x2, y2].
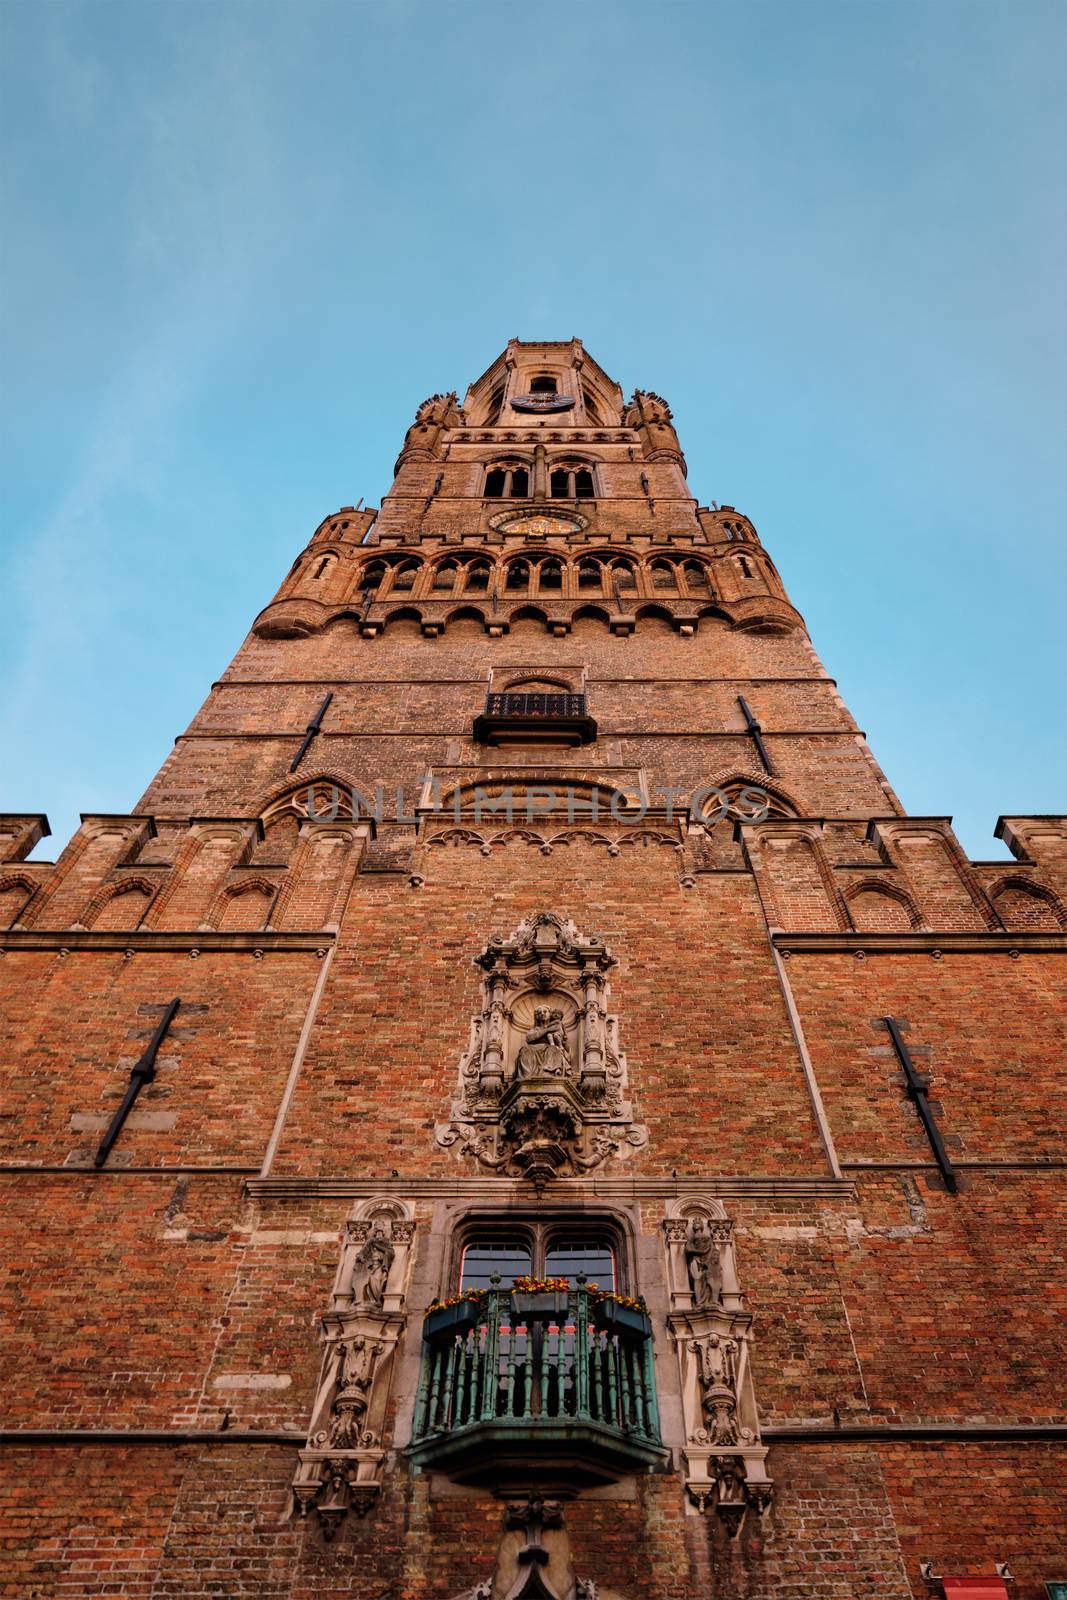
[511, 394, 575, 413]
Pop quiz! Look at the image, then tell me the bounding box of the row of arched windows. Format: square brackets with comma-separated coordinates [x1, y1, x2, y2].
[484, 462, 596, 500]
[351, 554, 718, 600]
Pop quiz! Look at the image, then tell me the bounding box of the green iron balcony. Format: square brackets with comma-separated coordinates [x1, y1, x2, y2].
[408, 1280, 666, 1493]
[473, 691, 598, 748]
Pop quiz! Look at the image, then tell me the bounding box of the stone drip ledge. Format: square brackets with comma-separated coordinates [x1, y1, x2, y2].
[245, 1174, 856, 1202]
[0, 930, 335, 954]
[772, 930, 1067, 955]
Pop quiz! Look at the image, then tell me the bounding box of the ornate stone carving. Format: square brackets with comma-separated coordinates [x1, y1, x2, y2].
[291, 1201, 415, 1535]
[662, 1198, 773, 1533]
[436, 913, 647, 1182]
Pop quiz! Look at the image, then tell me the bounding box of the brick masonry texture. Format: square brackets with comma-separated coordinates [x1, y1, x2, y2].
[0, 340, 1064, 1598]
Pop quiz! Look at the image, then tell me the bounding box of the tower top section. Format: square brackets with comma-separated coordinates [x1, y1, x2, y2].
[464, 338, 625, 430]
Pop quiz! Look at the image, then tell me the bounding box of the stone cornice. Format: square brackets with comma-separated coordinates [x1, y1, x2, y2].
[772, 931, 1067, 955]
[0, 931, 335, 954]
[245, 1174, 855, 1202]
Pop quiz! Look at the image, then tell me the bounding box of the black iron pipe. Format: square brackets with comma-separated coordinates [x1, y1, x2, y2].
[738, 695, 774, 774]
[289, 691, 334, 773]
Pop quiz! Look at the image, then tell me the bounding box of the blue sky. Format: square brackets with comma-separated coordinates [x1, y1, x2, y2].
[2, 0, 1064, 859]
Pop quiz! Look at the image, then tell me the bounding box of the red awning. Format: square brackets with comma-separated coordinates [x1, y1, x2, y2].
[941, 1581, 1010, 1600]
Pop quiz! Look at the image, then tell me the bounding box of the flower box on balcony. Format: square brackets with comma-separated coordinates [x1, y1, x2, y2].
[592, 1299, 652, 1339]
[512, 1290, 569, 1321]
[424, 1299, 482, 1339]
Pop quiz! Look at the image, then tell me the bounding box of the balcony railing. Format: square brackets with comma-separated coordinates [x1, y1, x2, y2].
[473, 692, 597, 748]
[485, 691, 587, 719]
[408, 1283, 664, 1491]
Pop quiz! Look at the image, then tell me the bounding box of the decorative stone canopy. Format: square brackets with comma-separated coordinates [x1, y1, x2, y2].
[436, 912, 647, 1181]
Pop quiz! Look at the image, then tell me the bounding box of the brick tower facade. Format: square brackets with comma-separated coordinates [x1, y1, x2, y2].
[1, 339, 1065, 1599]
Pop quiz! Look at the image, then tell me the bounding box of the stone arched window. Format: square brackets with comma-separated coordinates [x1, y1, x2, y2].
[484, 462, 529, 499]
[650, 559, 677, 590]
[611, 559, 637, 590]
[529, 374, 557, 397]
[432, 560, 459, 592]
[683, 560, 710, 593]
[504, 559, 530, 591]
[550, 463, 596, 500]
[390, 560, 420, 592]
[360, 559, 387, 592]
[577, 559, 603, 591]
[538, 558, 563, 591]
[465, 560, 491, 592]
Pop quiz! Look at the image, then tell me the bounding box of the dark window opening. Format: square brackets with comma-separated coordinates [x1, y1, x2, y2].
[485, 469, 506, 498]
[466, 563, 491, 591]
[313, 558, 331, 579]
[544, 1236, 616, 1292]
[460, 1237, 533, 1292]
[505, 562, 530, 590]
[651, 561, 676, 589]
[433, 564, 457, 590]
[539, 561, 562, 590]
[578, 561, 601, 590]
[486, 384, 505, 424]
[612, 563, 636, 589]
[550, 469, 570, 499]
[739, 556, 752, 578]
[392, 564, 418, 591]
[574, 470, 594, 499]
[530, 375, 557, 396]
[684, 561, 709, 589]
[511, 467, 529, 498]
[361, 561, 386, 591]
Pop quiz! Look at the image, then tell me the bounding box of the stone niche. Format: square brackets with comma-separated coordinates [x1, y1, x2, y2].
[662, 1197, 773, 1534]
[291, 1198, 416, 1537]
[436, 912, 647, 1183]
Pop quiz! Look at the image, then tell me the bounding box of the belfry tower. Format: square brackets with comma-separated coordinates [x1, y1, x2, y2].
[1, 339, 1065, 1599]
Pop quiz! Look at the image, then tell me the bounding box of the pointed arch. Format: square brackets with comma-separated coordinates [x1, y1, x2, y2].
[507, 604, 548, 627]
[844, 877, 925, 933]
[82, 876, 158, 932]
[383, 606, 423, 630]
[989, 874, 1067, 931]
[0, 874, 39, 928]
[697, 770, 801, 823]
[259, 771, 373, 827]
[633, 604, 675, 629]
[571, 604, 610, 627]
[206, 876, 280, 932]
[444, 605, 488, 630]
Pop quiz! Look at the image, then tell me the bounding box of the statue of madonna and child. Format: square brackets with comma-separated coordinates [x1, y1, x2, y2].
[515, 1006, 573, 1079]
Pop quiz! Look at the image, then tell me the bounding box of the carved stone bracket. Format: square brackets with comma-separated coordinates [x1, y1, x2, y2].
[435, 913, 647, 1183]
[292, 1200, 416, 1536]
[662, 1198, 772, 1532]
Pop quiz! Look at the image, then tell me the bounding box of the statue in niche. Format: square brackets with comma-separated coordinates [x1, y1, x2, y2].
[685, 1215, 723, 1307]
[695, 1334, 739, 1445]
[516, 1006, 571, 1078]
[351, 1220, 395, 1307]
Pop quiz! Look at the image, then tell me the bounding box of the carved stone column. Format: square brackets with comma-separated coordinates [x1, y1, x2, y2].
[662, 1201, 773, 1533]
[292, 1201, 416, 1536]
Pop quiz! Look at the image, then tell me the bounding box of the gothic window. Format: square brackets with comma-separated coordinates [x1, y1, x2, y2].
[486, 383, 505, 424]
[738, 556, 752, 579]
[578, 560, 602, 591]
[651, 559, 677, 590]
[505, 560, 530, 591]
[582, 387, 602, 423]
[433, 561, 459, 591]
[485, 463, 529, 499]
[611, 560, 636, 589]
[465, 561, 491, 592]
[529, 375, 557, 396]
[391, 561, 419, 591]
[457, 1224, 620, 1293]
[538, 559, 563, 590]
[551, 465, 596, 499]
[313, 557, 333, 580]
[683, 560, 710, 592]
[360, 560, 387, 592]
